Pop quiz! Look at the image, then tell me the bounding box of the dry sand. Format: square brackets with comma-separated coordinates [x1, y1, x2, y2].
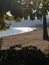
[0, 27, 49, 53]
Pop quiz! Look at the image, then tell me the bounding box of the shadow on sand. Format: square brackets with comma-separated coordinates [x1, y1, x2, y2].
[0, 44, 49, 65]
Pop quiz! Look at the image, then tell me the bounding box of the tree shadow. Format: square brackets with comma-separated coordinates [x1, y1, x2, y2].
[0, 38, 3, 50]
[44, 36, 49, 42]
[0, 45, 49, 65]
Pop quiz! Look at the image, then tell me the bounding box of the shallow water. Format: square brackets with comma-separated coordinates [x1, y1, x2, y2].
[0, 27, 36, 37]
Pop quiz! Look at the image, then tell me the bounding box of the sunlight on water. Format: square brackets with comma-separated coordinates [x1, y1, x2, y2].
[0, 27, 37, 37]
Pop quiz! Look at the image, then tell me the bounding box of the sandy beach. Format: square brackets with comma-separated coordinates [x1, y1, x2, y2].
[0, 27, 49, 54]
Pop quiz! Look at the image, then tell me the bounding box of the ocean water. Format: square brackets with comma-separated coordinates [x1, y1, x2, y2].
[0, 17, 49, 37]
[5, 17, 49, 27]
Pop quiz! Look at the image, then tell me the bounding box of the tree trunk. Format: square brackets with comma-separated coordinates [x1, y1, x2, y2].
[43, 16, 48, 40]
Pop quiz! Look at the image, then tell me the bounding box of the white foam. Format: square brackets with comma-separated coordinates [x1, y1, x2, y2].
[0, 27, 37, 37]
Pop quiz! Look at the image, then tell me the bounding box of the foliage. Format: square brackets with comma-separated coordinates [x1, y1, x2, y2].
[0, 45, 48, 65]
[30, 12, 35, 20]
[0, 0, 49, 20]
[16, 18, 21, 22]
[0, 17, 10, 31]
[4, 14, 14, 21]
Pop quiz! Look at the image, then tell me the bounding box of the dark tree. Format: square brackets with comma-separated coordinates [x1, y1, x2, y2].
[32, 0, 49, 40]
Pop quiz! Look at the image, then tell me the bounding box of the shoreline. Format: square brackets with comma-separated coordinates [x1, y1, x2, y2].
[0, 27, 49, 54]
[0, 27, 37, 38]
